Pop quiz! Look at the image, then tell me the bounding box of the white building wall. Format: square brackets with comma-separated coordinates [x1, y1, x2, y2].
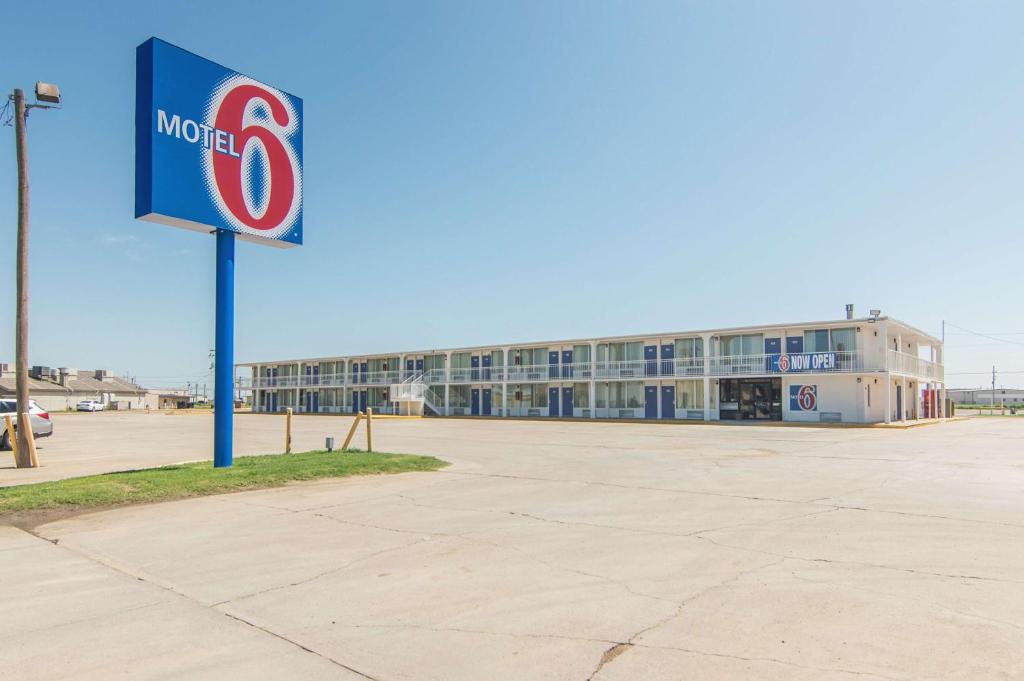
[782, 374, 865, 424]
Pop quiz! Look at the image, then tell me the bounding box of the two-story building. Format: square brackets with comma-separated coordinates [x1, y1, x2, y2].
[236, 313, 944, 424]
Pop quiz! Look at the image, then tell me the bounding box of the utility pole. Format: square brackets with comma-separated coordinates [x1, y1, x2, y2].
[9, 83, 60, 469]
[13, 89, 30, 467]
[992, 366, 996, 416]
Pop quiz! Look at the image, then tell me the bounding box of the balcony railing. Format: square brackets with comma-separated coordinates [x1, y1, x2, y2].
[887, 351, 943, 381]
[242, 349, 944, 388]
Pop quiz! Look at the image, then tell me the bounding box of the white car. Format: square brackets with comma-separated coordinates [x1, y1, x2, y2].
[76, 400, 105, 412]
[0, 398, 54, 449]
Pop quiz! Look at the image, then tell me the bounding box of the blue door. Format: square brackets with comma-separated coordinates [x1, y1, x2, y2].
[471, 356, 480, 381]
[645, 345, 658, 376]
[312, 391, 319, 412]
[786, 336, 804, 354]
[562, 350, 573, 378]
[549, 387, 560, 416]
[406, 359, 414, 379]
[360, 390, 368, 413]
[644, 386, 658, 418]
[471, 389, 480, 415]
[359, 362, 368, 384]
[415, 358, 424, 373]
[270, 392, 278, 412]
[661, 385, 675, 419]
[660, 343, 674, 376]
[305, 365, 312, 384]
[482, 354, 492, 380]
[562, 387, 573, 417]
[549, 351, 559, 379]
[765, 338, 781, 372]
[482, 388, 491, 415]
[313, 366, 320, 385]
[351, 363, 358, 384]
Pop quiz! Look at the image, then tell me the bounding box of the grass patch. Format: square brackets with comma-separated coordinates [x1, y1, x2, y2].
[0, 450, 447, 515]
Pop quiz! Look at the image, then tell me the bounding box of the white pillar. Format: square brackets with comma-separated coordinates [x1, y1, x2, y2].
[885, 374, 892, 424]
[444, 351, 452, 416]
[901, 376, 907, 421]
[589, 341, 597, 419]
[702, 333, 713, 421]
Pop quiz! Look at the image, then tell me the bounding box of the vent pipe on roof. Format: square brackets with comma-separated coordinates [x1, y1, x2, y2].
[845, 303, 855, 320]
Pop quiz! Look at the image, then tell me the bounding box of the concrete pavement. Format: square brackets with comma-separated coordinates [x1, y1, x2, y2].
[2, 416, 1023, 679]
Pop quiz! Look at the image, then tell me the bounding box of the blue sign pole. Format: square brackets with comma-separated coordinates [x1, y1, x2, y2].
[214, 229, 235, 467]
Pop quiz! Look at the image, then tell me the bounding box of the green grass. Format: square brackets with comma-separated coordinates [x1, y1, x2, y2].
[0, 450, 447, 514]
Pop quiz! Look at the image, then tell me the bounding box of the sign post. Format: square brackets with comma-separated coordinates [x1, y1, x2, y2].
[214, 230, 235, 466]
[135, 37, 303, 467]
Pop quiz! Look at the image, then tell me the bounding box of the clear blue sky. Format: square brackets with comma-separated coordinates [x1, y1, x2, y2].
[2, 1, 1022, 389]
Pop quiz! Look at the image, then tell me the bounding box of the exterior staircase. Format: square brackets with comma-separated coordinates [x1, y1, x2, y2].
[389, 372, 444, 416]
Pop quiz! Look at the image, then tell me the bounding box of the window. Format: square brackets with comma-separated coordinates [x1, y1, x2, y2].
[449, 385, 470, 408]
[676, 380, 704, 409]
[450, 352, 471, 370]
[599, 381, 643, 408]
[423, 354, 446, 372]
[830, 328, 856, 353]
[573, 383, 590, 408]
[572, 345, 591, 364]
[512, 348, 547, 367]
[674, 337, 704, 359]
[719, 334, 763, 356]
[803, 329, 830, 353]
[598, 342, 643, 363]
[803, 328, 856, 353]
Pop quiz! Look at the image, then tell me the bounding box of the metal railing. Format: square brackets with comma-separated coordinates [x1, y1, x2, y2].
[887, 351, 943, 381]
[244, 350, 944, 387]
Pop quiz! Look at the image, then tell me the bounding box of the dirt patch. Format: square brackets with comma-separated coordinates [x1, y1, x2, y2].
[0, 504, 125, 532]
[588, 642, 633, 679]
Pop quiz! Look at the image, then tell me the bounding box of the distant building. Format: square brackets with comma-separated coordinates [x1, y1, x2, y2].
[149, 389, 194, 410]
[0, 365, 152, 411]
[948, 388, 1024, 406]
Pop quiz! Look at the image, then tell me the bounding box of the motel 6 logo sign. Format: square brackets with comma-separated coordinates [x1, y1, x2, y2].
[790, 385, 818, 411]
[135, 38, 303, 247]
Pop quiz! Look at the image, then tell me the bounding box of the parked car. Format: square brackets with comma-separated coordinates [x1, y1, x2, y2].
[76, 400, 105, 412]
[0, 399, 53, 449]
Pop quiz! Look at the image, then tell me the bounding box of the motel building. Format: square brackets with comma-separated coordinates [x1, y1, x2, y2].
[237, 313, 945, 425]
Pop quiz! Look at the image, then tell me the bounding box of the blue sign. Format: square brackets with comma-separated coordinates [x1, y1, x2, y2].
[135, 38, 303, 247]
[790, 385, 818, 411]
[773, 352, 838, 373]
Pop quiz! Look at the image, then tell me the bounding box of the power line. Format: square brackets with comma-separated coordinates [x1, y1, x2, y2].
[944, 322, 1024, 348]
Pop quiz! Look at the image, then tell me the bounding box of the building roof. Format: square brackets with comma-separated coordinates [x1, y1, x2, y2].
[0, 370, 146, 397]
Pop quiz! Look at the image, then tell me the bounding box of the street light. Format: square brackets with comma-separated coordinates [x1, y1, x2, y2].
[8, 83, 61, 468]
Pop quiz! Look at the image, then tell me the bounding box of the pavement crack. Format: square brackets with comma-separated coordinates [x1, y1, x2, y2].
[223, 611, 383, 680]
[694, 534, 1024, 584]
[211, 536, 432, 607]
[586, 558, 785, 679]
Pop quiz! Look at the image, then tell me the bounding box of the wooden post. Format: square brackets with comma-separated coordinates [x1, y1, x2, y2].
[4, 415, 18, 465]
[365, 408, 373, 452]
[285, 407, 293, 454]
[341, 413, 362, 450]
[21, 413, 38, 468]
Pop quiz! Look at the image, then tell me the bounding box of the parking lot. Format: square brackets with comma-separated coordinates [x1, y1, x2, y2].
[3, 414, 1023, 680]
